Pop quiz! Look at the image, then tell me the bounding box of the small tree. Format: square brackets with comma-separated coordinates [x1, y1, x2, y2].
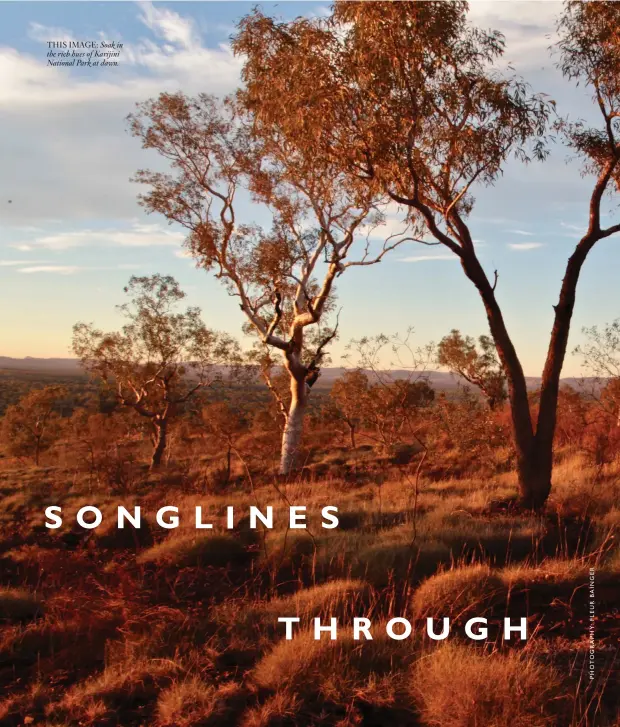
[437, 330, 507, 410]
[2, 385, 68, 464]
[574, 320, 620, 463]
[360, 380, 434, 453]
[68, 406, 142, 488]
[553, 386, 588, 451]
[201, 401, 248, 485]
[343, 331, 435, 453]
[72, 275, 239, 469]
[329, 370, 370, 449]
[434, 387, 510, 476]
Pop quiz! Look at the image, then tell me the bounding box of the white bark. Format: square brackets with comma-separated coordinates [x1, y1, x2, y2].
[279, 376, 308, 475]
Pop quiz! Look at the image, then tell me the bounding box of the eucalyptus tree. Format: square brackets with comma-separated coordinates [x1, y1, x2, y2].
[438, 330, 507, 410]
[233, 0, 620, 508]
[72, 275, 238, 468]
[128, 94, 408, 474]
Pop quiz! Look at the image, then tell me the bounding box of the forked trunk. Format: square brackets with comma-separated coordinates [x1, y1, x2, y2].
[516, 443, 553, 510]
[279, 375, 308, 475]
[466, 242, 592, 510]
[151, 419, 167, 469]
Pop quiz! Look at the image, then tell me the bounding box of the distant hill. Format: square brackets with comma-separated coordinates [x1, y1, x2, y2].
[0, 357, 589, 392]
[0, 357, 84, 376]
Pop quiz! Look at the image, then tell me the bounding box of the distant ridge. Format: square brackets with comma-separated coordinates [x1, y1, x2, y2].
[0, 356, 587, 390]
[0, 357, 83, 374]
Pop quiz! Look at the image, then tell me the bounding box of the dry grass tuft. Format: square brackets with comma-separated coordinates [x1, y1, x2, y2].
[239, 692, 301, 727]
[411, 643, 566, 727]
[259, 530, 317, 568]
[411, 563, 507, 621]
[499, 557, 590, 586]
[156, 677, 245, 726]
[216, 579, 373, 639]
[91, 515, 154, 550]
[0, 587, 43, 622]
[252, 626, 417, 700]
[0, 681, 51, 724]
[53, 659, 182, 724]
[137, 533, 248, 568]
[351, 536, 452, 587]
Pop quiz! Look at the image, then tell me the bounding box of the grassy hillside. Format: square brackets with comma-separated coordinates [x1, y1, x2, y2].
[0, 447, 619, 726]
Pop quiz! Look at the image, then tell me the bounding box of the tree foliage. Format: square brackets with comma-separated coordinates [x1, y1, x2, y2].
[72, 275, 239, 467]
[438, 329, 507, 410]
[1, 385, 68, 464]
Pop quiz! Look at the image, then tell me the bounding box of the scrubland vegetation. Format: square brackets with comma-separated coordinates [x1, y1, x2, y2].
[0, 368, 619, 726]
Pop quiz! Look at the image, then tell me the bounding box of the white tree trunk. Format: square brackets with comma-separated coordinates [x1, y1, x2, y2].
[279, 376, 307, 475]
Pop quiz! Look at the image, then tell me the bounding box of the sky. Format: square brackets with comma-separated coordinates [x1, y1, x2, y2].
[0, 1, 619, 376]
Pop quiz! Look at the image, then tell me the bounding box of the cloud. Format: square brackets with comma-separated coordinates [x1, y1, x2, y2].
[0, 3, 242, 226]
[559, 221, 585, 238]
[18, 265, 80, 274]
[508, 242, 544, 251]
[10, 262, 144, 274]
[138, 2, 200, 50]
[0, 259, 48, 266]
[22, 223, 184, 251]
[473, 216, 517, 225]
[28, 22, 75, 45]
[505, 229, 535, 236]
[468, 2, 561, 70]
[401, 254, 457, 263]
[360, 203, 414, 241]
[1, 5, 241, 110]
[561, 222, 583, 231]
[307, 6, 332, 20]
[12, 226, 43, 234]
